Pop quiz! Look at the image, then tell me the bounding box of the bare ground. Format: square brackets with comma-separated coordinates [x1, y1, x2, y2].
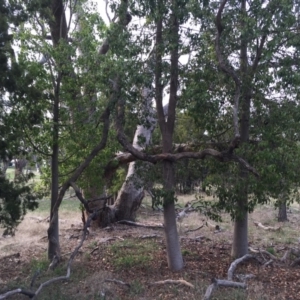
[0, 196, 300, 299]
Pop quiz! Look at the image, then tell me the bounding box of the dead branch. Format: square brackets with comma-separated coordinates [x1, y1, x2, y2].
[90, 247, 99, 255]
[0, 212, 97, 300]
[203, 279, 246, 300]
[117, 220, 163, 229]
[254, 222, 281, 231]
[0, 289, 35, 300]
[185, 224, 205, 233]
[291, 257, 300, 267]
[259, 250, 277, 261]
[138, 234, 160, 239]
[263, 259, 273, 267]
[104, 279, 130, 288]
[280, 250, 291, 262]
[228, 254, 254, 281]
[149, 279, 194, 289]
[97, 237, 124, 244]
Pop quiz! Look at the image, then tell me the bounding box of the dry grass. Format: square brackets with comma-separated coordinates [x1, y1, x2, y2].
[1, 193, 300, 299]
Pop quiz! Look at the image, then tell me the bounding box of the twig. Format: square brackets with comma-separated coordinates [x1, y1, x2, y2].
[138, 234, 160, 239]
[117, 220, 163, 229]
[263, 259, 273, 267]
[104, 279, 130, 288]
[291, 257, 300, 267]
[90, 247, 99, 255]
[185, 224, 205, 233]
[149, 279, 194, 289]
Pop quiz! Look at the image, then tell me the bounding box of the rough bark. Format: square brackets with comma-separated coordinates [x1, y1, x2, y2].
[277, 194, 288, 222]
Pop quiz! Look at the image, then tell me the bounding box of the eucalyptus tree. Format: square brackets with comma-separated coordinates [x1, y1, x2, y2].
[15, 0, 130, 262]
[183, 0, 300, 257]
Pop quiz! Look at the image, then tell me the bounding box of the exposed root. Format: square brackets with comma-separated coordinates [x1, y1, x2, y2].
[228, 254, 254, 281]
[149, 279, 194, 289]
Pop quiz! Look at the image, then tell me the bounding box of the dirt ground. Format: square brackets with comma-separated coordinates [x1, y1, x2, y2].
[0, 196, 300, 299]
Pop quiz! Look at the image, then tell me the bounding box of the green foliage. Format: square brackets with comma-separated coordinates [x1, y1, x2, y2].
[151, 188, 178, 207]
[0, 174, 40, 235]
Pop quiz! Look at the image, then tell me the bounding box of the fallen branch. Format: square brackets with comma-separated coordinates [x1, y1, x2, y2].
[254, 222, 281, 231]
[291, 257, 300, 267]
[204, 279, 246, 300]
[97, 236, 124, 244]
[263, 259, 273, 267]
[104, 279, 130, 288]
[149, 279, 194, 289]
[185, 224, 205, 233]
[117, 220, 163, 229]
[90, 247, 99, 255]
[138, 234, 160, 239]
[228, 254, 254, 281]
[0, 211, 97, 300]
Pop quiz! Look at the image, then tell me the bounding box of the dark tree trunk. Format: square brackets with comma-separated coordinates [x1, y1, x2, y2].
[278, 193, 288, 222]
[46, 0, 68, 261]
[48, 88, 60, 261]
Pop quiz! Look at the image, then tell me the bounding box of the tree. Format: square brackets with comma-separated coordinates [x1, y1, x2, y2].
[0, 0, 40, 235]
[183, 0, 300, 257]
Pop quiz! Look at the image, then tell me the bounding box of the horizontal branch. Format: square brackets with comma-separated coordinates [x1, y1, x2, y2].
[105, 148, 259, 178]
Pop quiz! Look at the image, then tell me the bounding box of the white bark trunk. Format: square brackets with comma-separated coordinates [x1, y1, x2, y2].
[114, 87, 156, 220]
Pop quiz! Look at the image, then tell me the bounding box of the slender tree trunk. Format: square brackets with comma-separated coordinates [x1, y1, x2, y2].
[158, 0, 183, 271]
[46, 0, 67, 261]
[231, 0, 250, 258]
[48, 90, 60, 261]
[163, 160, 183, 271]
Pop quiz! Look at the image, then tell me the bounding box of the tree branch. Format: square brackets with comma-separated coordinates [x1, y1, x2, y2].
[215, 0, 241, 141]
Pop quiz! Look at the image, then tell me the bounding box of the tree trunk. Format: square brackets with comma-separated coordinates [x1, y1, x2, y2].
[48, 91, 60, 261]
[93, 87, 155, 227]
[231, 197, 248, 258]
[163, 160, 183, 271]
[278, 193, 288, 222]
[114, 86, 155, 217]
[231, 0, 250, 258]
[14, 158, 27, 181]
[158, 1, 183, 271]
